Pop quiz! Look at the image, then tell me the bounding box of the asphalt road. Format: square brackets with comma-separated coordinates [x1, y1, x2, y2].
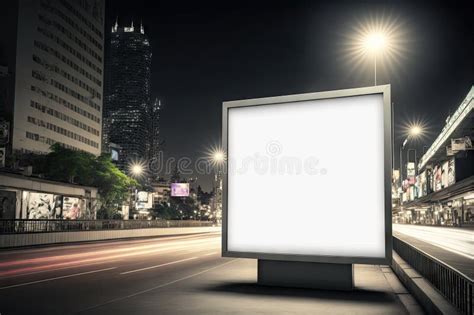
[393, 224, 474, 279]
[0, 232, 420, 315]
[0, 233, 223, 315]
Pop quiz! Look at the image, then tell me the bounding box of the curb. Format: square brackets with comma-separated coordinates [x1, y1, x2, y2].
[391, 251, 460, 315]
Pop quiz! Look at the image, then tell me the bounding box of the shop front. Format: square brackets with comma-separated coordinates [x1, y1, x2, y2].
[0, 172, 98, 220]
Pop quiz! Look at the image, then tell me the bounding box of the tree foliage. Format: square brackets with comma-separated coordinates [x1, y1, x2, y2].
[28, 144, 138, 218]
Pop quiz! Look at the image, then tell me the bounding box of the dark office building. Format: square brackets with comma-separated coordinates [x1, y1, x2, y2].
[103, 20, 152, 170]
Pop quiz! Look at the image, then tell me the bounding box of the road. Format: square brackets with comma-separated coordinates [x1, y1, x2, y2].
[0, 232, 419, 315]
[393, 224, 474, 279]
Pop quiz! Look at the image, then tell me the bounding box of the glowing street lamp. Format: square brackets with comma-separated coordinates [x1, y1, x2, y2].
[362, 31, 388, 86]
[399, 124, 425, 186]
[409, 125, 422, 137]
[347, 17, 405, 86]
[130, 164, 143, 177]
[212, 150, 225, 164]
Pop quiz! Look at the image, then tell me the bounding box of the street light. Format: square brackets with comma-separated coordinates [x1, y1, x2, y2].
[130, 164, 143, 177]
[362, 31, 388, 86]
[348, 17, 405, 86]
[399, 124, 424, 186]
[207, 146, 225, 224]
[211, 149, 225, 165]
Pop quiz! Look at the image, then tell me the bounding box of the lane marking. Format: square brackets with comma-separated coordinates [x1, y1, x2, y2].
[0, 260, 123, 280]
[76, 259, 236, 314]
[0, 267, 116, 290]
[120, 257, 198, 275]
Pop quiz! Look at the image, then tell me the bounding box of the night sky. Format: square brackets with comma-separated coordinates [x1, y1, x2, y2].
[107, 0, 473, 190]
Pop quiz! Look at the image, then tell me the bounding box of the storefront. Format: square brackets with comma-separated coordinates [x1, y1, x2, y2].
[0, 172, 98, 220]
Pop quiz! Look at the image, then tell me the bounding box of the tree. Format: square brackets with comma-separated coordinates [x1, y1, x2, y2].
[170, 165, 181, 183]
[197, 185, 213, 205]
[28, 144, 138, 219]
[150, 201, 179, 220]
[93, 154, 138, 219]
[43, 143, 95, 184]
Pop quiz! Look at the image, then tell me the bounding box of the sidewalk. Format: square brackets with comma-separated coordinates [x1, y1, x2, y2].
[83, 258, 424, 315]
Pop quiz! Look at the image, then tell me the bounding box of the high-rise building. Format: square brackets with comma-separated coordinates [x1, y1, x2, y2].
[147, 97, 161, 166]
[0, 0, 105, 157]
[103, 20, 152, 170]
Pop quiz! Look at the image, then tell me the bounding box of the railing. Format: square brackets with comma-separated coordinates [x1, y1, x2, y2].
[0, 219, 216, 234]
[393, 236, 473, 315]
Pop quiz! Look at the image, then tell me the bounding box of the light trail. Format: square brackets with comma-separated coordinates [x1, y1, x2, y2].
[0, 237, 218, 268]
[393, 224, 474, 260]
[0, 236, 219, 277]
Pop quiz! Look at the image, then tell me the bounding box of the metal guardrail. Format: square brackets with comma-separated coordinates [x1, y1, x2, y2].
[393, 236, 473, 315]
[0, 219, 216, 234]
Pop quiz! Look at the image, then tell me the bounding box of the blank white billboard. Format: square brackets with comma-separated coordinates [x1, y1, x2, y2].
[223, 86, 391, 264]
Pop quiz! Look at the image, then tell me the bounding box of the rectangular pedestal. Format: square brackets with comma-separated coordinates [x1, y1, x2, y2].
[258, 259, 353, 291]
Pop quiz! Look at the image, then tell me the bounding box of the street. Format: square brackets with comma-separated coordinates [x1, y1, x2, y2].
[393, 224, 474, 279]
[0, 232, 420, 315]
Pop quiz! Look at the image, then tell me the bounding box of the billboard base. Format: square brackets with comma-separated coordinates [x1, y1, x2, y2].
[258, 259, 353, 291]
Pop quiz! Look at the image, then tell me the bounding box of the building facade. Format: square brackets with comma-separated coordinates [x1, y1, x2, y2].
[103, 20, 152, 170]
[394, 86, 474, 227]
[7, 0, 105, 156]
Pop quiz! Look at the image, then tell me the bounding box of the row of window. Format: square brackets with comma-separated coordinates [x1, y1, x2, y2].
[40, 0, 102, 51]
[31, 85, 100, 124]
[32, 69, 100, 112]
[72, 0, 103, 24]
[38, 14, 102, 63]
[30, 100, 100, 136]
[34, 40, 102, 86]
[27, 116, 99, 149]
[59, 0, 103, 39]
[33, 54, 101, 100]
[37, 26, 102, 75]
[50, 78, 100, 112]
[26, 131, 79, 151]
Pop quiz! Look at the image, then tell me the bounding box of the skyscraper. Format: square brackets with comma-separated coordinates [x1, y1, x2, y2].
[103, 20, 152, 170]
[0, 0, 105, 157]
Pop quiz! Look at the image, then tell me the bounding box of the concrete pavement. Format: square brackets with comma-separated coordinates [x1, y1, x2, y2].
[0, 233, 422, 314]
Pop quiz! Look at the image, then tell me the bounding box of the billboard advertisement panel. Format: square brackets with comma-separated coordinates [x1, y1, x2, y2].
[171, 183, 190, 197]
[23, 192, 55, 219]
[21, 191, 90, 219]
[222, 85, 392, 264]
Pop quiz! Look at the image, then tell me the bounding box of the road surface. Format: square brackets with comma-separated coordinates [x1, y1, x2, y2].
[393, 224, 474, 279]
[0, 232, 420, 315]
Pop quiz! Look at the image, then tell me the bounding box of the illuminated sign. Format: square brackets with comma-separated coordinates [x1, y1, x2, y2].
[222, 85, 392, 264]
[171, 183, 190, 197]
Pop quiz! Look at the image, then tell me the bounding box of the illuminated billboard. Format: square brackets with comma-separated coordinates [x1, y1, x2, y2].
[222, 85, 392, 264]
[171, 183, 190, 197]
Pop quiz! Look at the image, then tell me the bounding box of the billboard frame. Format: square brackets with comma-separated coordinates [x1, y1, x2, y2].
[222, 85, 392, 265]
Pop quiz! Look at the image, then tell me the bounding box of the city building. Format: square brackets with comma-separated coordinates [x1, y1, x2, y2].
[0, 0, 105, 159]
[147, 98, 162, 178]
[210, 172, 223, 223]
[102, 19, 152, 170]
[151, 181, 171, 206]
[394, 86, 474, 227]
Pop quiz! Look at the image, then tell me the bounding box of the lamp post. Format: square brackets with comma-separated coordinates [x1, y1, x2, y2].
[399, 125, 424, 187]
[128, 162, 144, 219]
[210, 149, 225, 224]
[362, 32, 388, 86]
